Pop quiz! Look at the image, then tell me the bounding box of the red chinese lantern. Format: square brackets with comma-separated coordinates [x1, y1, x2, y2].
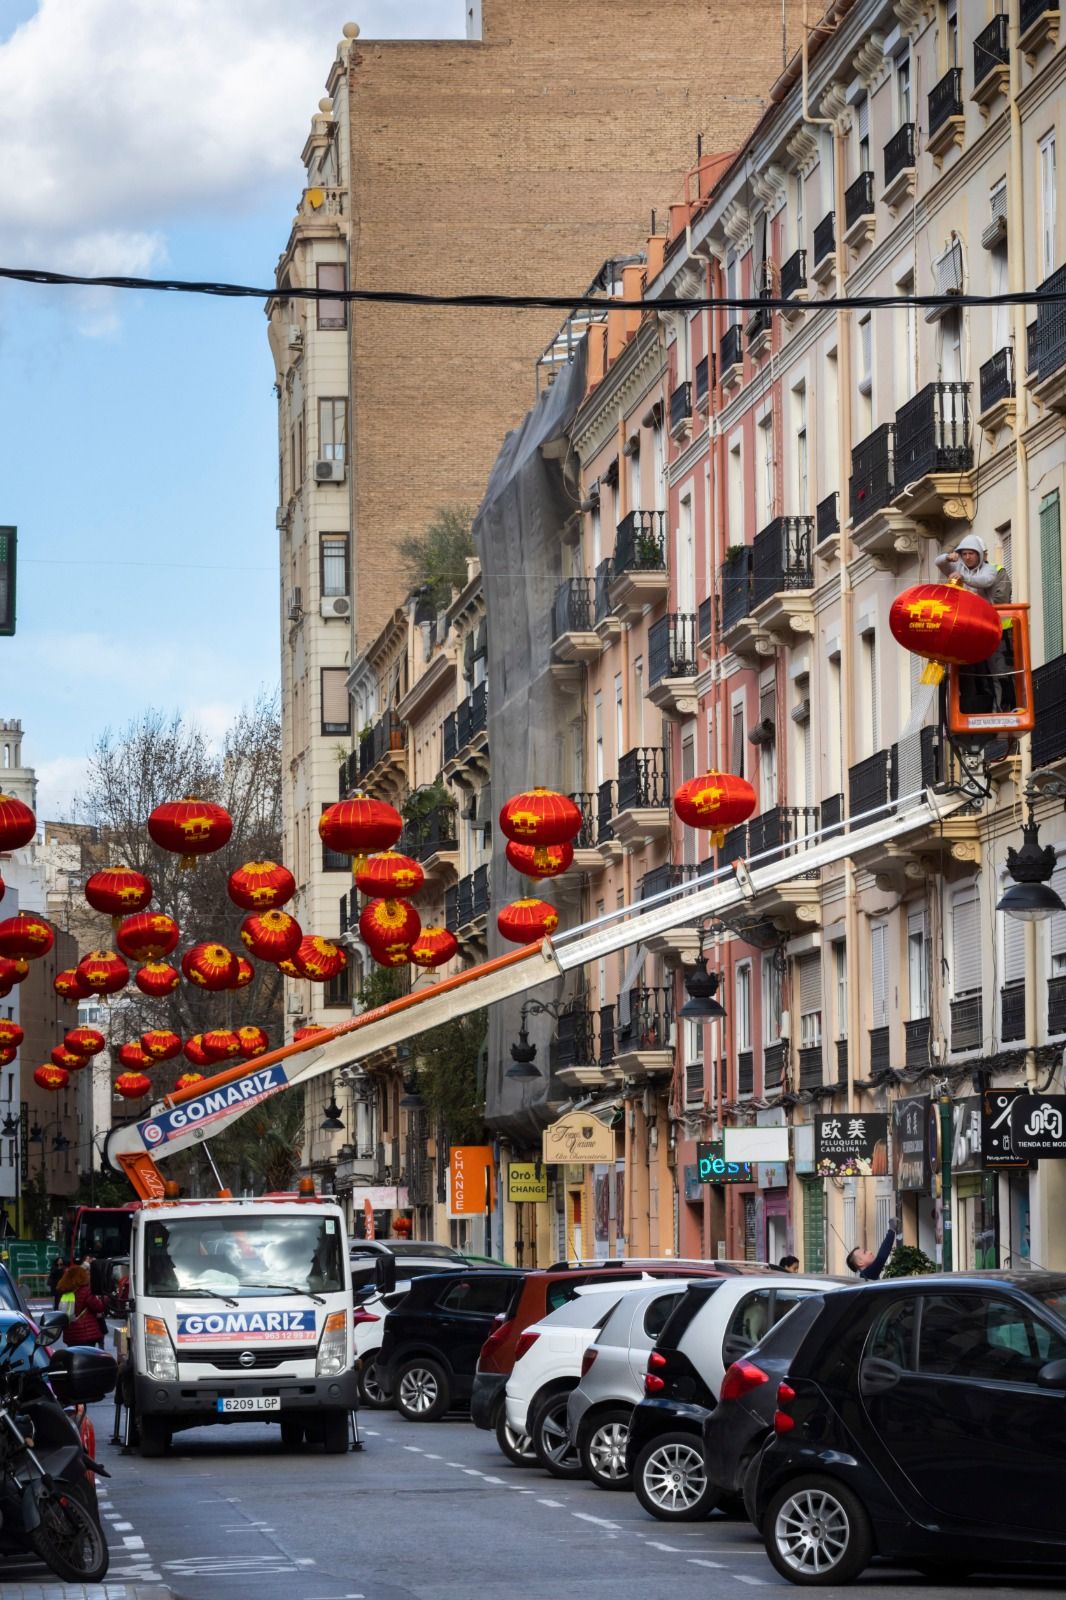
[181, 942, 239, 991]
[293, 1025, 329, 1043]
[410, 926, 459, 969]
[673, 771, 758, 848]
[373, 945, 412, 968]
[318, 796, 402, 873]
[294, 936, 348, 982]
[0, 913, 54, 960]
[497, 898, 559, 945]
[34, 1064, 68, 1092]
[499, 789, 582, 870]
[233, 956, 254, 989]
[236, 1025, 269, 1058]
[116, 912, 179, 962]
[114, 1072, 152, 1100]
[0, 873, 5, 903]
[51, 1045, 86, 1071]
[54, 967, 89, 1002]
[0, 1047, 15, 1069]
[505, 840, 574, 880]
[135, 961, 180, 997]
[175, 1072, 204, 1091]
[141, 1029, 182, 1063]
[0, 957, 28, 987]
[202, 1028, 242, 1063]
[240, 910, 302, 963]
[77, 949, 130, 996]
[227, 860, 296, 911]
[64, 1027, 105, 1058]
[355, 851, 425, 899]
[85, 866, 152, 918]
[0, 1020, 23, 1050]
[117, 1042, 151, 1071]
[147, 797, 233, 868]
[359, 898, 421, 952]
[184, 1034, 211, 1067]
[0, 793, 36, 853]
[889, 583, 1003, 685]
[277, 957, 301, 979]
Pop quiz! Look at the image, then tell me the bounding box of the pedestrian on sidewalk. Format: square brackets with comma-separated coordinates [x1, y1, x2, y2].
[57, 1264, 108, 1347]
[846, 1221, 899, 1282]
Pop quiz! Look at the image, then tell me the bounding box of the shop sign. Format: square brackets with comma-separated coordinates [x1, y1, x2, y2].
[1010, 1094, 1066, 1159]
[893, 1097, 932, 1192]
[696, 1141, 753, 1184]
[951, 1096, 983, 1173]
[981, 1088, 1030, 1169]
[542, 1110, 614, 1164]
[449, 1144, 494, 1215]
[507, 1162, 548, 1203]
[814, 1113, 889, 1178]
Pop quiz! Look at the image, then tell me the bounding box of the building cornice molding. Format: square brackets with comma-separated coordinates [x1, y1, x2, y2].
[573, 326, 664, 461]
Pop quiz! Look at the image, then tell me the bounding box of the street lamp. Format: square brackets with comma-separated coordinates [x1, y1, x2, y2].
[505, 998, 574, 1080]
[997, 797, 1065, 923]
[398, 1078, 426, 1110]
[679, 930, 727, 1021]
[320, 1095, 345, 1132]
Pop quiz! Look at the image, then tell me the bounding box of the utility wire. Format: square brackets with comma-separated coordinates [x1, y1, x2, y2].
[1, 265, 1064, 316]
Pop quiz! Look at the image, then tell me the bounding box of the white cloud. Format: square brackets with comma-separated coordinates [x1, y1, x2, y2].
[35, 754, 90, 821]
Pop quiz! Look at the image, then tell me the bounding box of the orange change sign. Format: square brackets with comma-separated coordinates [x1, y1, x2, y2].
[449, 1144, 494, 1215]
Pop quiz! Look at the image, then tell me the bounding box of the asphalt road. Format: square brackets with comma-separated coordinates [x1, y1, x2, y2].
[53, 1401, 1065, 1600]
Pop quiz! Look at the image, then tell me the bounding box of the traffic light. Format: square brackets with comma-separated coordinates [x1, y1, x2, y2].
[0, 527, 15, 637]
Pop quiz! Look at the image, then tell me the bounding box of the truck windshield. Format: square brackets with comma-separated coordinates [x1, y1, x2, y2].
[143, 1215, 344, 1298]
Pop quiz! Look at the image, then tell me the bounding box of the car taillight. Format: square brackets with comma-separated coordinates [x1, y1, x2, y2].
[720, 1360, 769, 1402]
[514, 1330, 540, 1362]
[644, 1373, 665, 1394]
[580, 1346, 598, 1378]
[773, 1380, 797, 1435]
[648, 1351, 667, 1369]
[352, 1308, 381, 1325]
[478, 1316, 513, 1369]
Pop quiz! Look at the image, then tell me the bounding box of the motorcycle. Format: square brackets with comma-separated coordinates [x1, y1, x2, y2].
[0, 1309, 116, 1582]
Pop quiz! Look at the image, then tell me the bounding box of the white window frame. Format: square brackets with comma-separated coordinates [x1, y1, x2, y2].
[1040, 130, 1057, 280]
[735, 962, 752, 1053]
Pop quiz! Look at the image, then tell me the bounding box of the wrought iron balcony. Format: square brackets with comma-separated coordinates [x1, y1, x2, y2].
[720, 322, 743, 376]
[694, 354, 711, 410]
[928, 67, 963, 137]
[568, 792, 598, 851]
[594, 557, 614, 626]
[1050, 974, 1066, 1034]
[844, 171, 875, 232]
[1032, 652, 1066, 768]
[616, 746, 667, 812]
[697, 596, 713, 648]
[596, 780, 616, 846]
[904, 1017, 930, 1069]
[974, 14, 1009, 88]
[648, 612, 697, 687]
[821, 793, 844, 837]
[442, 680, 488, 766]
[1030, 264, 1066, 393]
[1020, 0, 1058, 41]
[764, 1040, 786, 1089]
[402, 803, 458, 864]
[669, 380, 692, 434]
[552, 576, 593, 640]
[799, 1044, 823, 1090]
[751, 516, 813, 608]
[599, 1003, 616, 1068]
[780, 248, 807, 301]
[719, 824, 748, 868]
[883, 123, 916, 190]
[869, 1026, 890, 1077]
[746, 297, 772, 347]
[720, 546, 753, 631]
[893, 381, 972, 484]
[615, 984, 672, 1056]
[848, 746, 898, 822]
[816, 491, 839, 545]
[950, 993, 982, 1053]
[1001, 982, 1026, 1043]
[813, 211, 835, 270]
[359, 710, 405, 781]
[737, 1050, 754, 1097]
[980, 347, 1015, 414]
[1028, 318, 1040, 379]
[835, 1038, 848, 1085]
[613, 509, 666, 574]
[849, 423, 894, 525]
[639, 863, 700, 902]
[552, 1006, 599, 1072]
[338, 748, 360, 800]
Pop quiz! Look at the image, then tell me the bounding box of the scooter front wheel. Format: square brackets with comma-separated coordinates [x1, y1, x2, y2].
[29, 1486, 109, 1583]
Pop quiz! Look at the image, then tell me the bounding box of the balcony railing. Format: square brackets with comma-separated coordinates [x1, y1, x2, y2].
[980, 347, 1015, 413]
[599, 1003, 616, 1068]
[974, 14, 1009, 86]
[616, 985, 672, 1053]
[719, 824, 748, 867]
[616, 746, 667, 812]
[552, 576, 593, 640]
[1032, 264, 1066, 385]
[443, 681, 487, 764]
[338, 748, 360, 799]
[1020, 0, 1056, 37]
[568, 792, 597, 850]
[928, 67, 963, 136]
[648, 612, 697, 686]
[737, 1050, 754, 1097]
[893, 381, 973, 482]
[836, 1038, 848, 1085]
[720, 322, 743, 375]
[780, 248, 807, 300]
[813, 210, 835, 267]
[764, 1040, 786, 1089]
[883, 123, 916, 188]
[359, 710, 405, 779]
[552, 1006, 599, 1071]
[751, 516, 813, 607]
[950, 993, 982, 1053]
[695, 354, 711, 409]
[849, 423, 894, 524]
[1050, 974, 1066, 1035]
[717, 807, 820, 870]
[1001, 982, 1026, 1043]
[746, 298, 772, 345]
[614, 509, 667, 574]
[816, 491, 839, 545]
[597, 780, 616, 845]
[594, 557, 613, 624]
[821, 793, 844, 837]
[402, 803, 458, 862]
[450, 865, 490, 930]
[697, 596, 713, 646]
[639, 862, 701, 903]
[848, 746, 898, 821]
[669, 380, 692, 432]
[904, 1016, 930, 1069]
[1028, 318, 1040, 379]
[799, 1043, 823, 1090]
[1032, 652, 1066, 768]
[720, 546, 753, 630]
[844, 171, 875, 231]
[869, 1026, 890, 1077]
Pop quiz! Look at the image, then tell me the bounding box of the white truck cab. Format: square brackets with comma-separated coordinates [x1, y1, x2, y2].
[129, 1196, 357, 1456]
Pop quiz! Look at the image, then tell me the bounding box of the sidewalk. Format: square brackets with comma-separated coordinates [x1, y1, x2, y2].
[2, 1587, 175, 1599]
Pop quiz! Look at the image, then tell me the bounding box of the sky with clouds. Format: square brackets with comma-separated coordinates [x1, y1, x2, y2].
[0, 0, 465, 819]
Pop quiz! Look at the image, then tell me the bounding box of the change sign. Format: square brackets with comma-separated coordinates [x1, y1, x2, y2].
[815, 1113, 889, 1178]
[1009, 1095, 1066, 1159]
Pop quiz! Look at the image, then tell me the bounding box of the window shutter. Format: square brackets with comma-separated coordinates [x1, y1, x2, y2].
[1040, 492, 1063, 661]
[1002, 896, 1026, 984]
[321, 668, 350, 732]
[857, 95, 869, 142]
[870, 922, 888, 1026]
[798, 953, 821, 1015]
[1050, 856, 1066, 958]
[951, 886, 981, 995]
[731, 705, 745, 777]
[685, 1060, 704, 1107]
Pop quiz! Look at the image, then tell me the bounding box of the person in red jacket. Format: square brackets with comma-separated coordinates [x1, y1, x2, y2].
[56, 1264, 108, 1348]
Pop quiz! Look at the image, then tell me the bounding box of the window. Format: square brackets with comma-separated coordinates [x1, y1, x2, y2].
[614, 673, 624, 759]
[896, 50, 911, 126]
[324, 957, 351, 1009]
[895, 271, 916, 409]
[856, 93, 870, 173]
[763, 955, 783, 1044]
[908, 909, 929, 1020]
[756, 413, 774, 525]
[633, 655, 645, 748]
[944, 2, 958, 68]
[860, 627, 879, 755]
[735, 963, 752, 1052]
[758, 679, 777, 811]
[794, 170, 805, 249]
[681, 729, 697, 865]
[321, 804, 348, 872]
[590, 504, 602, 570]
[870, 920, 888, 1029]
[320, 534, 349, 599]
[320, 667, 351, 737]
[797, 953, 822, 1045]
[793, 385, 808, 511]
[730, 696, 746, 778]
[728, 438, 743, 538]
[316, 262, 347, 329]
[644, 1292, 683, 1341]
[951, 885, 981, 998]
[857, 314, 873, 396]
[318, 398, 348, 462]
[917, 1294, 1066, 1383]
[867, 1298, 917, 1367]
[594, 690, 604, 785]
[437, 1277, 515, 1315]
[833, 939, 848, 1039]
[1050, 856, 1066, 981]
[1039, 491, 1063, 661]
[1040, 132, 1057, 279]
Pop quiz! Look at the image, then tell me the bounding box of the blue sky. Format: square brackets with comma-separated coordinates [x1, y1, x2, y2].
[0, 1, 464, 817]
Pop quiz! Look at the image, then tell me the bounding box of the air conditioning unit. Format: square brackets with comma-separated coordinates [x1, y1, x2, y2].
[287, 325, 303, 348]
[320, 595, 351, 620]
[287, 587, 303, 621]
[315, 459, 345, 483]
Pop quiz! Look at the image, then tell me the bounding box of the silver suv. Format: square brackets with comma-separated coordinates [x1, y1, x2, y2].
[567, 1280, 697, 1489]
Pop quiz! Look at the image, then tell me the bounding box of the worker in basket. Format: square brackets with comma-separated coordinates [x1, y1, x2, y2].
[935, 533, 1014, 712]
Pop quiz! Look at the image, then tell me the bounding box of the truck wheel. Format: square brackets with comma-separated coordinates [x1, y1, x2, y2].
[280, 1417, 305, 1449]
[321, 1411, 350, 1454]
[138, 1415, 171, 1458]
[395, 1357, 450, 1422]
[358, 1355, 392, 1409]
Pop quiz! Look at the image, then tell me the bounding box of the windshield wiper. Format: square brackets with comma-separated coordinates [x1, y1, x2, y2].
[175, 1286, 240, 1308]
[242, 1283, 326, 1305]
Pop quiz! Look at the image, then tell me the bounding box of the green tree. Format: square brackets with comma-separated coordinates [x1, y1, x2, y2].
[881, 1243, 936, 1278]
[399, 507, 475, 608]
[414, 1010, 487, 1146]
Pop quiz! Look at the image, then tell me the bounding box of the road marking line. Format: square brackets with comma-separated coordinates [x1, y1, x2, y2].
[482, 1475, 505, 1484]
[646, 1541, 683, 1552]
[123, 1535, 145, 1549]
[734, 1575, 767, 1585]
[423, 1452, 441, 1459]
[689, 1559, 725, 1569]
[402, 1444, 423, 1453]
[446, 1461, 464, 1467]
[113, 1520, 133, 1531]
[537, 1497, 564, 1507]
[572, 1512, 620, 1529]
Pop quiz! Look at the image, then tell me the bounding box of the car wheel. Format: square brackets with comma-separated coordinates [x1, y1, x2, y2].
[634, 1432, 719, 1521]
[495, 1406, 538, 1467]
[764, 1476, 874, 1586]
[531, 1391, 583, 1478]
[580, 1407, 632, 1490]
[137, 1415, 171, 1458]
[395, 1357, 450, 1422]
[358, 1355, 392, 1409]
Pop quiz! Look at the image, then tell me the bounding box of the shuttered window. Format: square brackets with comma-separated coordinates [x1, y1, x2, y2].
[797, 953, 822, 1044]
[730, 702, 745, 777]
[907, 909, 928, 1019]
[320, 667, 351, 736]
[870, 921, 888, 1028]
[951, 885, 981, 996]
[1040, 491, 1063, 662]
[802, 1177, 825, 1273]
[1050, 856, 1066, 973]
[1002, 892, 1026, 985]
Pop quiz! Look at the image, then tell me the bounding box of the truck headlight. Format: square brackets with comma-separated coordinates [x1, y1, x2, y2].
[144, 1315, 177, 1381]
[316, 1311, 348, 1377]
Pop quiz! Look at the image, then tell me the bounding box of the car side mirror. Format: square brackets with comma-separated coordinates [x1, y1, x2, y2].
[1036, 1357, 1066, 1389]
[374, 1255, 397, 1296]
[37, 1311, 68, 1344]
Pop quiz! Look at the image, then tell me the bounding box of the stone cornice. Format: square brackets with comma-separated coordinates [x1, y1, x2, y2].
[572, 324, 664, 462]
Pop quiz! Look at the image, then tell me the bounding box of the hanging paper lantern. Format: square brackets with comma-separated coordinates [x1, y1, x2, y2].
[277, 956, 302, 979]
[135, 961, 180, 997]
[201, 1028, 242, 1063]
[141, 1029, 182, 1063]
[293, 1025, 329, 1044]
[294, 935, 348, 982]
[116, 912, 179, 962]
[373, 946, 412, 968]
[0, 957, 29, 987]
[0, 913, 54, 960]
[34, 1064, 68, 1092]
[181, 942, 239, 991]
[0, 1020, 23, 1050]
[236, 1025, 269, 1058]
[410, 925, 459, 969]
[114, 1071, 152, 1100]
[175, 1072, 204, 1091]
[85, 866, 152, 918]
[505, 840, 574, 880]
[240, 910, 302, 963]
[77, 949, 130, 997]
[889, 583, 1003, 685]
[51, 1044, 87, 1071]
[64, 1026, 104, 1058]
[355, 851, 425, 900]
[227, 860, 296, 911]
[497, 898, 559, 945]
[0, 1047, 15, 1068]
[54, 967, 89, 1001]
[673, 771, 758, 848]
[359, 898, 421, 952]
[232, 955, 255, 989]
[318, 796, 402, 874]
[499, 789, 582, 870]
[117, 1042, 152, 1072]
[0, 793, 37, 853]
[184, 1034, 211, 1067]
[147, 797, 233, 868]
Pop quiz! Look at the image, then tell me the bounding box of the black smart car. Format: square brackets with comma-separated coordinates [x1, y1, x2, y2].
[751, 1272, 1066, 1585]
[375, 1268, 524, 1421]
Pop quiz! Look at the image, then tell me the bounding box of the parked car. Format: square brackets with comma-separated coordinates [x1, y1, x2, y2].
[566, 1280, 696, 1488]
[627, 1275, 834, 1522]
[349, 1242, 466, 1293]
[376, 1268, 525, 1421]
[352, 1282, 422, 1408]
[0, 1261, 31, 1317]
[751, 1272, 1066, 1585]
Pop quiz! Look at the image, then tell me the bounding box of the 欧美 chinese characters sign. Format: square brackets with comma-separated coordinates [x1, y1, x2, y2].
[814, 1113, 889, 1178]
